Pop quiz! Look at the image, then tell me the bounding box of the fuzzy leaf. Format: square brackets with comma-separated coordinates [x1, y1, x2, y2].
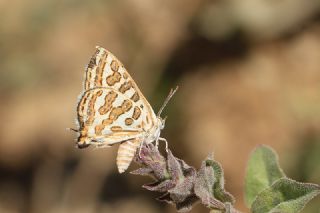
[194, 155, 234, 210]
[175, 195, 199, 213]
[167, 151, 196, 203]
[169, 175, 195, 203]
[157, 192, 172, 203]
[143, 179, 175, 192]
[130, 167, 153, 176]
[206, 158, 235, 204]
[158, 193, 198, 213]
[167, 150, 184, 182]
[135, 144, 169, 180]
[133, 144, 240, 212]
[251, 178, 320, 213]
[245, 145, 285, 207]
[177, 158, 197, 178]
[194, 158, 224, 210]
[194, 157, 215, 196]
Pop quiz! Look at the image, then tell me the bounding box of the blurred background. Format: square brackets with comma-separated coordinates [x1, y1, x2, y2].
[1, 0, 320, 212]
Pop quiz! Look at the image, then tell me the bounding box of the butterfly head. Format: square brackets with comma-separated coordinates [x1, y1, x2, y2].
[159, 116, 167, 130]
[77, 135, 91, 149]
[156, 86, 178, 132]
[76, 129, 99, 149]
[67, 128, 90, 148]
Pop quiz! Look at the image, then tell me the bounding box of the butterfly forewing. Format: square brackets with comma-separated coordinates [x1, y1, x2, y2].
[76, 46, 158, 173]
[82, 47, 157, 129]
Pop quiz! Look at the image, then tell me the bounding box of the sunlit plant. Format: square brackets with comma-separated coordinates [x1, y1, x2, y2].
[132, 144, 320, 213]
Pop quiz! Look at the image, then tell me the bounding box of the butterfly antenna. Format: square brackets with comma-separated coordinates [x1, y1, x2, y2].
[157, 86, 179, 117]
[67, 127, 79, 133]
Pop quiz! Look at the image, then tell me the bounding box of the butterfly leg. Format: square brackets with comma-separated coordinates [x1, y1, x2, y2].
[158, 137, 168, 152]
[137, 139, 145, 158]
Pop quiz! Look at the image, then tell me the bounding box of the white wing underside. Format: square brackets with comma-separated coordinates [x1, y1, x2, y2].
[79, 87, 152, 145]
[76, 46, 158, 172]
[77, 46, 158, 144]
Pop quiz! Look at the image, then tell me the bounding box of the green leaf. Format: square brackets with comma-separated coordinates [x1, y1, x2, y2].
[245, 145, 285, 206]
[251, 178, 320, 213]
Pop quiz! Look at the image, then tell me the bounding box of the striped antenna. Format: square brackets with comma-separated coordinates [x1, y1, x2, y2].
[157, 86, 179, 117]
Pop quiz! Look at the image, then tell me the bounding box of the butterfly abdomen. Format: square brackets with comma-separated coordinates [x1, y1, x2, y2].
[117, 139, 141, 173]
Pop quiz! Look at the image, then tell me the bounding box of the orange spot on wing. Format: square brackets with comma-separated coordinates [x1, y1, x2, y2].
[111, 60, 119, 72]
[102, 119, 113, 126]
[86, 90, 103, 125]
[77, 92, 90, 117]
[132, 106, 141, 120]
[123, 72, 129, 79]
[125, 118, 134, 126]
[111, 126, 123, 132]
[85, 48, 101, 89]
[95, 51, 107, 87]
[95, 124, 105, 135]
[99, 91, 118, 115]
[119, 81, 132, 94]
[131, 92, 140, 102]
[109, 107, 124, 121]
[121, 100, 133, 112]
[106, 72, 121, 86]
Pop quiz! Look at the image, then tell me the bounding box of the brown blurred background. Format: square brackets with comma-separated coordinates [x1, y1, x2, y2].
[1, 0, 320, 212]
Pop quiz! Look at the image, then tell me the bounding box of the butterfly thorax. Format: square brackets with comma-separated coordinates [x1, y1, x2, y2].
[77, 134, 90, 148]
[143, 117, 164, 144]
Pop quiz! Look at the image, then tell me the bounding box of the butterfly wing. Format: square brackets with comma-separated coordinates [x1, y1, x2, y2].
[77, 46, 157, 147]
[82, 46, 157, 130]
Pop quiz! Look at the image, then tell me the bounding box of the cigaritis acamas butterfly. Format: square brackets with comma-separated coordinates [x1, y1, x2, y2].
[72, 46, 177, 173]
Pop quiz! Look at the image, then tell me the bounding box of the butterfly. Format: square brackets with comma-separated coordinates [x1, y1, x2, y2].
[71, 46, 178, 173]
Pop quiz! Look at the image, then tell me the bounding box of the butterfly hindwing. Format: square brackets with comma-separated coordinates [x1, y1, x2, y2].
[77, 87, 147, 145]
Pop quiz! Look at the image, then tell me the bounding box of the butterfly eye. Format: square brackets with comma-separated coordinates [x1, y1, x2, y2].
[160, 117, 167, 129]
